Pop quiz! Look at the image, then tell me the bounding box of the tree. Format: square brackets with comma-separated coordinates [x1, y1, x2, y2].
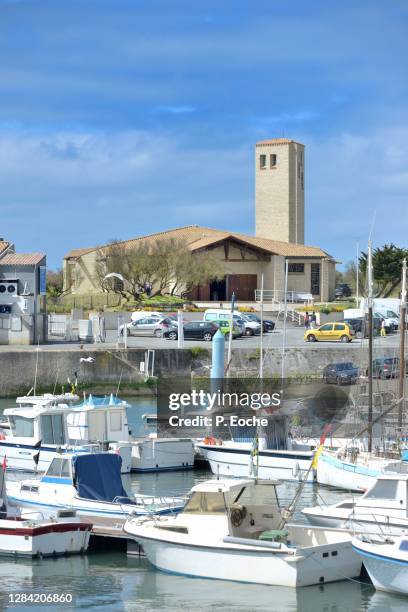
[359, 244, 408, 297]
[95, 238, 224, 300]
[46, 269, 64, 298]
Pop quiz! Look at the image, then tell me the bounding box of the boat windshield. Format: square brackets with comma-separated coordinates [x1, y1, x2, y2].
[44, 457, 72, 480]
[228, 483, 279, 509]
[183, 491, 226, 515]
[364, 479, 399, 500]
[8, 416, 34, 438]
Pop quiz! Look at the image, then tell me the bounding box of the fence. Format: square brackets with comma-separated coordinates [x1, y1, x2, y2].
[48, 293, 122, 312]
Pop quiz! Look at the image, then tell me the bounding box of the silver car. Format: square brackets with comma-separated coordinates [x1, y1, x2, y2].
[120, 316, 176, 337]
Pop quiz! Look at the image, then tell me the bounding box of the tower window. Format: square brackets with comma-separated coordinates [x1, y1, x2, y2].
[270, 154, 277, 168]
[259, 154, 267, 169]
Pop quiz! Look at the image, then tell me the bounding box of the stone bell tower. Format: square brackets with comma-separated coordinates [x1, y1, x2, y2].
[255, 138, 305, 244]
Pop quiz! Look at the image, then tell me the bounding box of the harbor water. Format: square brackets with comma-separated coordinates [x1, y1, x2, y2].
[0, 398, 406, 611]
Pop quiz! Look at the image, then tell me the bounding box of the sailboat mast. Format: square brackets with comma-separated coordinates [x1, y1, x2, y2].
[367, 241, 374, 453]
[398, 258, 407, 431]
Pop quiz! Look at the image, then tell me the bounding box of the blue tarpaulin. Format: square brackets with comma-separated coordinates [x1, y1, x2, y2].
[73, 454, 128, 502]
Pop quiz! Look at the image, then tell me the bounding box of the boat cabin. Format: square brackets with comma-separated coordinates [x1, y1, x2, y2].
[337, 474, 408, 516]
[181, 479, 283, 538]
[67, 395, 130, 444]
[4, 405, 71, 447]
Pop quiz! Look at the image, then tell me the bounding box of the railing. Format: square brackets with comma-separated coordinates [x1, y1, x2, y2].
[254, 290, 309, 326]
[254, 289, 314, 304]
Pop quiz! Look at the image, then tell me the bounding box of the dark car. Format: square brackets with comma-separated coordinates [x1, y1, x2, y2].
[243, 313, 275, 332]
[344, 317, 381, 338]
[164, 321, 219, 342]
[369, 357, 405, 379]
[334, 284, 352, 299]
[323, 362, 359, 385]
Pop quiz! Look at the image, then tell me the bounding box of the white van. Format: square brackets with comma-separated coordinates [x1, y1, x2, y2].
[203, 309, 260, 336]
[344, 308, 397, 331]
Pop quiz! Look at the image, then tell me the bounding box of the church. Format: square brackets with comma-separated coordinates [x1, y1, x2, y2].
[63, 138, 336, 303]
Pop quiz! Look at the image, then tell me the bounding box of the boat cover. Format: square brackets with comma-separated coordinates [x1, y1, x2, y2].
[73, 454, 128, 502]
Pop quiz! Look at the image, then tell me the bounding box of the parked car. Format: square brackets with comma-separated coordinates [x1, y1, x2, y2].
[323, 362, 359, 385]
[344, 317, 380, 338]
[213, 319, 241, 339]
[334, 284, 352, 299]
[369, 357, 406, 379]
[164, 321, 219, 342]
[304, 322, 353, 343]
[242, 313, 275, 332]
[120, 316, 176, 337]
[203, 309, 260, 336]
[130, 311, 163, 322]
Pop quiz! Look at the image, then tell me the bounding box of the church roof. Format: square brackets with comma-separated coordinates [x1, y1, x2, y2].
[64, 225, 334, 261]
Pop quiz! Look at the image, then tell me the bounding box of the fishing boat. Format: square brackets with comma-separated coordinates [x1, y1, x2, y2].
[352, 533, 408, 595]
[315, 448, 408, 492]
[303, 473, 408, 534]
[124, 478, 363, 587]
[0, 463, 91, 557]
[315, 249, 407, 492]
[196, 439, 315, 482]
[6, 452, 185, 531]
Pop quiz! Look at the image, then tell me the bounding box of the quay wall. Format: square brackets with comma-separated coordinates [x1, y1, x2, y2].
[0, 345, 397, 397]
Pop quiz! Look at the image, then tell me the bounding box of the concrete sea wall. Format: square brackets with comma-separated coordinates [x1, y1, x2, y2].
[0, 345, 397, 397]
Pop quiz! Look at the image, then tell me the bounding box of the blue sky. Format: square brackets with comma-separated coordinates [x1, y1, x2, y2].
[0, 0, 407, 269]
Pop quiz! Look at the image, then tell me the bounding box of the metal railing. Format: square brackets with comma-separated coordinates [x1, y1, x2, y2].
[254, 290, 308, 326]
[254, 289, 314, 304]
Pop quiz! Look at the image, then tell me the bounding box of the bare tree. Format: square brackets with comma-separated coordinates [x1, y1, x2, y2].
[95, 238, 224, 300]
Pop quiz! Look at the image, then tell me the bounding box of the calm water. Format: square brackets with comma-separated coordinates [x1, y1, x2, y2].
[0, 398, 406, 611]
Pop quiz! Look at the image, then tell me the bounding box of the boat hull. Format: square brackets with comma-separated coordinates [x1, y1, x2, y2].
[197, 444, 315, 482]
[303, 507, 408, 535]
[131, 439, 194, 472]
[0, 520, 91, 557]
[132, 535, 360, 588]
[316, 452, 379, 492]
[352, 540, 408, 595]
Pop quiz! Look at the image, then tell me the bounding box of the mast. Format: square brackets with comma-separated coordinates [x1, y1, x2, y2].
[259, 273, 264, 380]
[398, 258, 407, 431]
[367, 241, 373, 453]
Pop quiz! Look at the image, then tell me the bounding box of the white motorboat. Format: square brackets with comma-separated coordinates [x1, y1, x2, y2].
[65, 395, 195, 473]
[196, 440, 315, 482]
[124, 478, 362, 587]
[316, 448, 408, 492]
[303, 474, 408, 535]
[352, 534, 408, 595]
[6, 452, 185, 531]
[0, 403, 106, 473]
[0, 463, 91, 557]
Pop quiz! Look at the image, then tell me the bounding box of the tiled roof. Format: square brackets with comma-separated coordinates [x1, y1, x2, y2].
[0, 253, 45, 266]
[64, 225, 333, 260]
[0, 241, 11, 255]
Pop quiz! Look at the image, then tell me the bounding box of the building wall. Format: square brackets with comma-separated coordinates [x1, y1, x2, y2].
[255, 140, 305, 244]
[63, 243, 335, 302]
[0, 259, 47, 345]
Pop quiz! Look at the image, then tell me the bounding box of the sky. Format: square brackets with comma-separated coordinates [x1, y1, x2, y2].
[0, 0, 407, 269]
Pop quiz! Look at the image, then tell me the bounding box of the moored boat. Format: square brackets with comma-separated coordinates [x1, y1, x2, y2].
[6, 453, 185, 532]
[352, 533, 408, 595]
[124, 478, 362, 587]
[303, 473, 408, 534]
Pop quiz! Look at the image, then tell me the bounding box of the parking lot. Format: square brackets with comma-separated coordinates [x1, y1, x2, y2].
[103, 320, 402, 350]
